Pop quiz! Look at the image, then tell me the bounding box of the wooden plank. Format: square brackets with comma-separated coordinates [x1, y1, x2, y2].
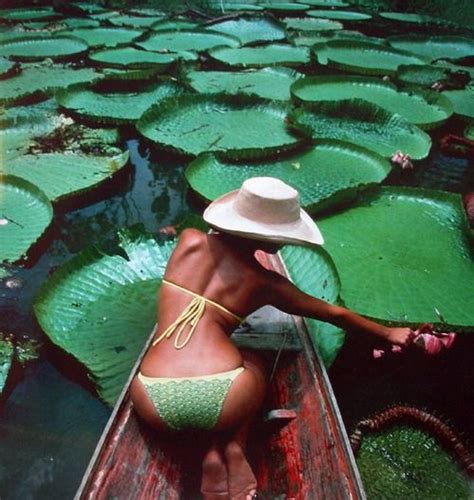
[76, 253, 365, 500]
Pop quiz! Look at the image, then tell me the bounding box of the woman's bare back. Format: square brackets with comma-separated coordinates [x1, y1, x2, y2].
[139, 229, 273, 378]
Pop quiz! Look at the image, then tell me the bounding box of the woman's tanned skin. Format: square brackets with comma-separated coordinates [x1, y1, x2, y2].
[131, 228, 414, 500]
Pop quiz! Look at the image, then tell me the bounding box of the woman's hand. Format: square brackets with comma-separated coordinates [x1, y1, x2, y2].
[384, 327, 417, 347]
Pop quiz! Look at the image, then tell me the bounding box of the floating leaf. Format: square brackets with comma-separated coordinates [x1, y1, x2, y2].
[137, 29, 240, 53]
[205, 16, 285, 45]
[313, 40, 428, 76]
[89, 46, 177, 69]
[57, 27, 142, 48]
[289, 99, 431, 159]
[308, 9, 372, 20]
[0, 62, 103, 105]
[379, 12, 451, 26]
[0, 36, 88, 62]
[218, 4, 264, 11]
[357, 426, 471, 499]
[299, 0, 349, 5]
[184, 67, 303, 101]
[150, 17, 199, 31]
[465, 123, 474, 140]
[56, 80, 185, 125]
[318, 187, 474, 329]
[442, 85, 474, 120]
[284, 17, 343, 31]
[34, 229, 175, 405]
[388, 35, 474, 63]
[281, 244, 345, 367]
[0, 175, 53, 264]
[395, 64, 454, 88]
[185, 141, 390, 213]
[209, 44, 310, 68]
[59, 18, 101, 29]
[137, 94, 303, 159]
[291, 75, 453, 128]
[5, 151, 129, 203]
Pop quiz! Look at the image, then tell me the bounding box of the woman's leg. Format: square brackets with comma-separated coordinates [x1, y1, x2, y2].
[215, 350, 267, 499]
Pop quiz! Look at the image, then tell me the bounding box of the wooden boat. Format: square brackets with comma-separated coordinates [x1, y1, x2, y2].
[75, 253, 365, 499]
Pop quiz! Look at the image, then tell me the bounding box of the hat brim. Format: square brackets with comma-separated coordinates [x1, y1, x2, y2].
[203, 189, 324, 246]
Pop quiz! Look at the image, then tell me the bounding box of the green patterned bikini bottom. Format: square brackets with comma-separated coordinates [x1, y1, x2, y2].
[138, 367, 244, 431]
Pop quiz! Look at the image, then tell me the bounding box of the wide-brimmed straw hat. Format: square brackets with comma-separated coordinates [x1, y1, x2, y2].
[203, 177, 324, 246]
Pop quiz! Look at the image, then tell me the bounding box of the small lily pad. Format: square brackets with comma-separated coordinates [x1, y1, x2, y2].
[313, 40, 428, 76]
[284, 17, 343, 31]
[108, 14, 165, 28]
[137, 94, 303, 159]
[0, 7, 61, 22]
[5, 151, 129, 203]
[57, 27, 142, 48]
[263, 3, 310, 13]
[184, 67, 303, 101]
[89, 47, 177, 69]
[205, 16, 285, 45]
[56, 80, 185, 125]
[0, 176, 53, 264]
[442, 86, 474, 119]
[209, 44, 310, 68]
[291, 75, 453, 128]
[150, 17, 199, 31]
[137, 29, 240, 53]
[0, 36, 88, 62]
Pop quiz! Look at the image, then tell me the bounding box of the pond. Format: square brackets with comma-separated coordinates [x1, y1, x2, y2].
[0, 1, 473, 498]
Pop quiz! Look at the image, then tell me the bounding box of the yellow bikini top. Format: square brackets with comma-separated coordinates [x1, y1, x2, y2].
[152, 279, 243, 349]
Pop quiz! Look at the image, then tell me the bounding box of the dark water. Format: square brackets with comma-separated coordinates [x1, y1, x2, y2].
[0, 139, 192, 498]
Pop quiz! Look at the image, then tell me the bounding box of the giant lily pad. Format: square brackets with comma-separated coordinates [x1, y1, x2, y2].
[208, 44, 310, 68]
[318, 187, 474, 329]
[388, 35, 474, 63]
[299, 0, 349, 6]
[57, 27, 142, 48]
[0, 36, 88, 62]
[0, 100, 63, 161]
[263, 3, 310, 13]
[150, 17, 199, 31]
[280, 244, 345, 367]
[379, 12, 450, 26]
[0, 176, 53, 263]
[284, 17, 343, 31]
[357, 425, 471, 499]
[34, 229, 175, 405]
[0, 7, 61, 22]
[291, 76, 453, 128]
[137, 94, 303, 159]
[5, 151, 129, 203]
[184, 67, 303, 101]
[0, 62, 103, 105]
[89, 46, 177, 69]
[289, 99, 431, 159]
[136, 29, 240, 53]
[313, 40, 428, 76]
[205, 16, 285, 45]
[56, 80, 185, 125]
[442, 86, 474, 120]
[395, 64, 458, 88]
[308, 9, 372, 20]
[185, 141, 391, 213]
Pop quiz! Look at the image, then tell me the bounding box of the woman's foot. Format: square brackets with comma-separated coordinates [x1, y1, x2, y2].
[201, 447, 229, 499]
[224, 441, 257, 500]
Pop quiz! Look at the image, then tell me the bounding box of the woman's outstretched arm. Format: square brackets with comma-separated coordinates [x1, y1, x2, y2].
[266, 272, 415, 347]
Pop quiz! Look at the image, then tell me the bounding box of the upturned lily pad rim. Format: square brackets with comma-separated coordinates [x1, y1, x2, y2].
[288, 98, 432, 159]
[137, 92, 306, 159]
[0, 58, 19, 80]
[137, 28, 242, 52]
[0, 35, 90, 62]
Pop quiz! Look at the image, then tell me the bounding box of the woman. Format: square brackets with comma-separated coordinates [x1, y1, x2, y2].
[130, 177, 415, 500]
